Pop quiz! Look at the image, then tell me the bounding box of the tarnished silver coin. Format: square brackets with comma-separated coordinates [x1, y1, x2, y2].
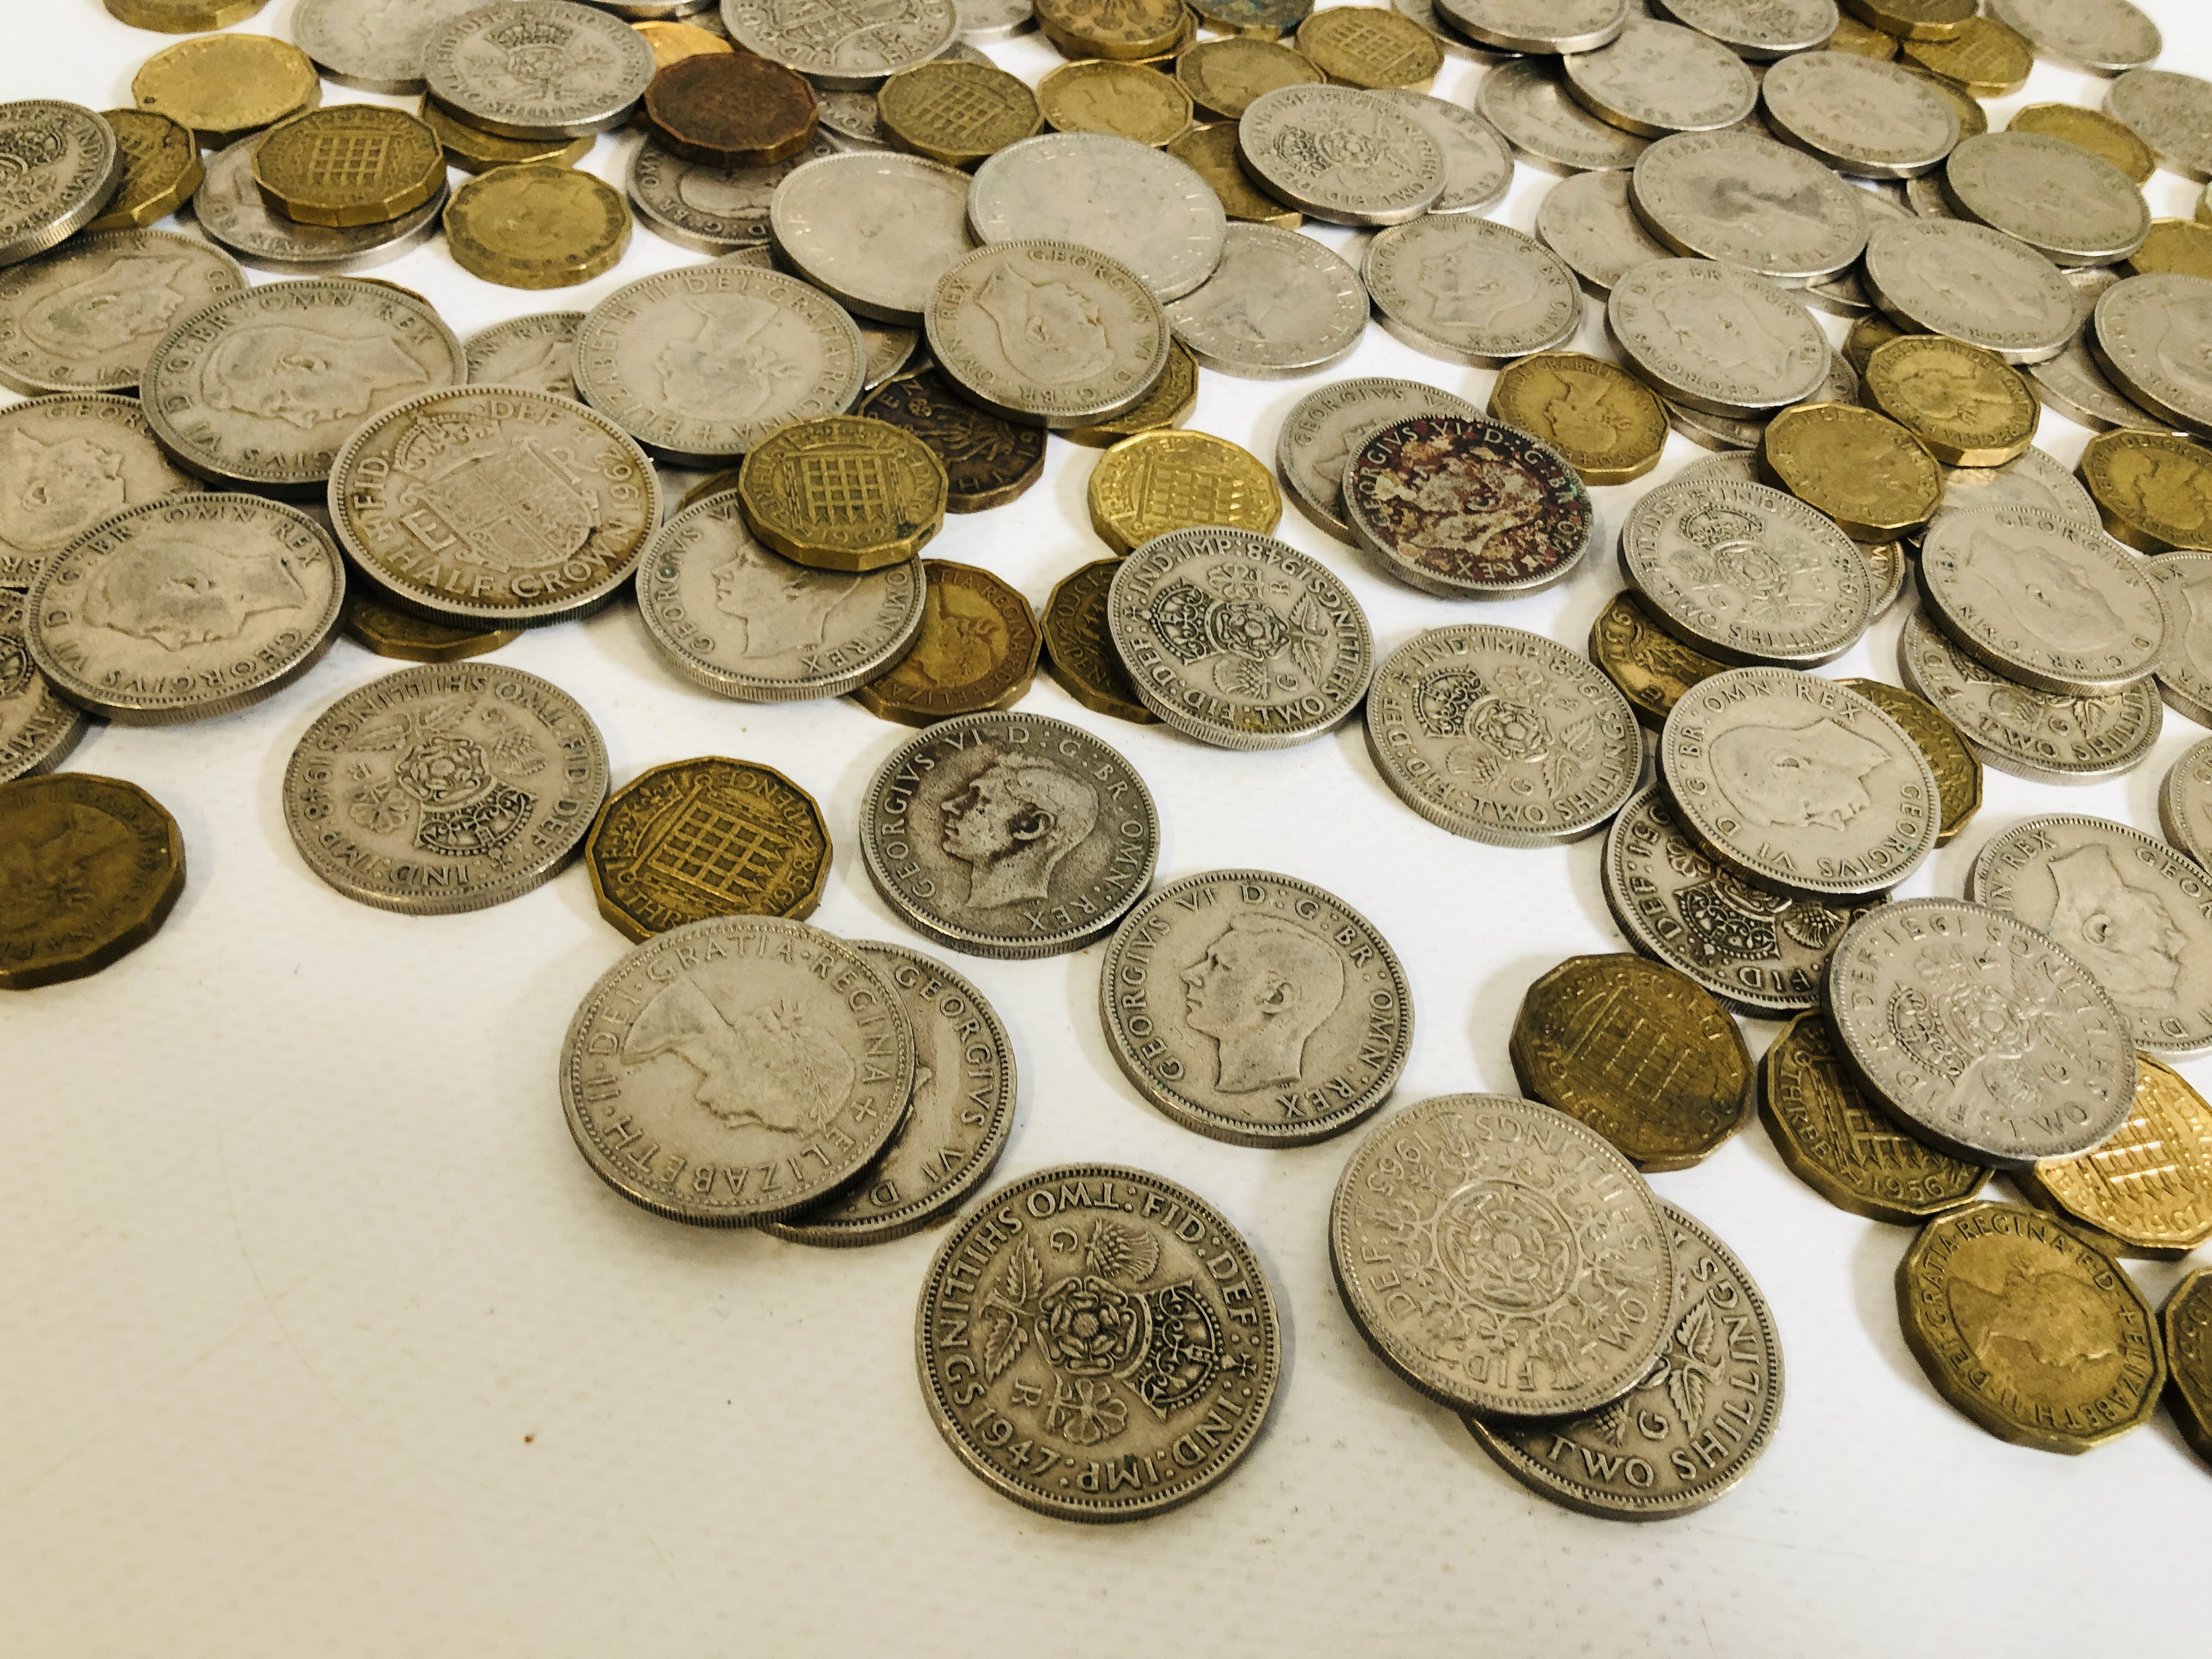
[1099, 869, 1410, 1146]
[464, 312, 583, 399]
[1629, 130, 1867, 286]
[924, 240, 1169, 430]
[573, 264, 865, 465]
[140, 278, 464, 495]
[969, 134, 1226, 305]
[1898, 608, 2162, 783]
[1943, 132, 2150, 268]
[2160, 736, 2212, 868]
[1437, 0, 1626, 53]
[2147, 552, 2212, 728]
[1108, 528, 1372, 750]
[1759, 49, 1957, 179]
[0, 103, 120, 272]
[0, 229, 243, 397]
[1534, 170, 1669, 293]
[859, 710, 1159, 958]
[1162, 223, 1364, 380]
[0, 393, 198, 590]
[0, 589, 87, 783]
[1366, 89, 1512, 216]
[770, 151, 974, 327]
[1651, 0, 1836, 59]
[723, 0, 957, 90]
[1661, 667, 1939, 900]
[769, 940, 1015, 1245]
[191, 133, 446, 276]
[1331, 1093, 1676, 1418]
[560, 915, 913, 1223]
[1275, 376, 1478, 542]
[2092, 274, 2212, 439]
[1933, 447, 2101, 533]
[424, 2, 655, 138]
[1970, 815, 2212, 1059]
[1990, 0, 2159, 76]
[1466, 1200, 1783, 1520]
[1620, 476, 1872, 667]
[1237, 85, 1446, 228]
[28, 494, 343, 726]
[1362, 217, 1580, 366]
[1477, 58, 1647, 174]
[631, 132, 840, 258]
[1562, 18, 1757, 139]
[1609, 259, 1830, 417]
[1825, 899, 2136, 1166]
[637, 488, 924, 700]
[1918, 505, 2165, 696]
[1365, 623, 1639, 846]
[814, 40, 988, 150]
[292, 0, 491, 93]
[2108, 70, 2212, 183]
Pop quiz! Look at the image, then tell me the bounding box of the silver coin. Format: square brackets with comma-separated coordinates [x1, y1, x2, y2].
[1534, 169, 1669, 293]
[1161, 223, 1365, 380]
[464, 312, 583, 399]
[141, 278, 464, 495]
[2160, 736, 2212, 867]
[0, 229, 244, 398]
[28, 494, 343, 726]
[1898, 607, 2161, 783]
[721, 0, 958, 90]
[956, 0, 1035, 41]
[2091, 273, 2212, 439]
[770, 151, 975, 326]
[1650, 0, 1835, 59]
[1562, 18, 1758, 139]
[1629, 130, 1867, 286]
[857, 317, 919, 388]
[857, 710, 1160, 959]
[191, 133, 447, 276]
[1759, 49, 1957, 180]
[1943, 132, 2150, 268]
[1918, 505, 2165, 696]
[1397, 0, 1500, 58]
[2108, 69, 2212, 183]
[1237, 86, 1446, 228]
[924, 240, 1169, 430]
[0, 103, 120, 272]
[2028, 329, 2176, 432]
[1363, 217, 1581, 366]
[1098, 868, 1411, 1147]
[574, 264, 866, 465]
[1365, 89, 1512, 216]
[813, 40, 988, 149]
[1365, 623, 1639, 846]
[1825, 899, 2136, 1166]
[1860, 219, 2076, 365]
[1608, 258, 1829, 417]
[2144, 551, 2212, 728]
[1621, 477, 1873, 667]
[0, 589, 87, 783]
[599, 0, 717, 16]
[636, 489, 925, 700]
[1904, 171, 1956, 221]
[968, 134, 1227, 305]
[1437, 0, 1626, 53]
[1990, 0, 2159, 75]
[292, 0, 491, 93]
[1662, 345, 1859, 458]
[423, 2, 654, 139]
[560, 915, 914, 1224]
[1660, 667, 1939, 899]
[630, 132, 839, 258]
[1478, 58, 1650, 177]
[1970, 814, 2212, 1059]
[1109, 528, 1372, 751]
[1274, 376, 1478, 542]
[1933, 447, 2101, 533]
[0, 394, 199, 591]
[1602, 783, 1873, 1017]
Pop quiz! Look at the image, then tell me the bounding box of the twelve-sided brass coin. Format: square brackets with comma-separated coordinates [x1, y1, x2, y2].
[252, 106, 445, 228]
[1042, 558, 1155, 724]
[738, 416, 947, 572]
[2019, 1056, 2212, 1259]
[2165, 1269, 2212, 1468]
[0, 772, 184, 991]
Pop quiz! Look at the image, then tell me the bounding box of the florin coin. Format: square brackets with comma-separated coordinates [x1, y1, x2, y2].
[1931, 450, 2100, 538]
[342, 595, 520, 665]
[1176, 38, 1321, 123]
[0, 394, 198, 590]
[1944, 132, 2149, 268]
[416, 95, 594, 174]
[1489, 353, 1666, 488]
[1897, 1200, 2162, 1452]
[2124, 220, 2212, 281]
[1836, 679, 1981, 844]
[0, 591, 88, 784]
[445, 165, 632, 289]
[2091, 274, 2212, 438]
[1899, 16, 2035, 95]
[1608, 261, 1829, 418]
[193, 132, 447, 274]
[2146, 552, 2212, 726]
[1042, 558, 1154, 723]
[1759, 49, 1957, 180]
[1161, 224, 1364, 380]
[857, 709, 1158, 956]
[586, 757, 830, 940]
[2008, 102, 2154, 185]
[1562, 18, 1758, 139]
[1863, 336, 2037, 468]
[1236, 84, 1444, 228]
[2076, 428, 2212, 552]
[1168, 123, 1302, 230]
[0, 774, 184, 991]
[1989, 0, 2159, 76]
[1863, 219, 2084, 364]
[0, 229, 242, 397]
[968, 134, 1225, 304]
[2108, 69, 2212, 184]
[1365, 623, 1639, 846]
[1588, 590, 1726, 730]
[2019, 1057, 2212, 1257]
[1087, 432, 1280, 554]
[1651, 0, 1835, 59]
[1630, 131, 1867, 285]
[1761, 403, 1942, 543]
[2164, 1271, 2212, 1468]
[860, 369, 1046, 512]
[1533, 170, 1669, 294]
[851, 560, 1040, 725]
[769, 151, 974, 324]
[879, 59, 1040, 167]
[725, 0, 958, 89]
[0, 105, 117, 275]
[1036, 59, 1194, 148]
[423, 2, 656, 139]
[738, 415, 946, 572]
[1476, 58, 1646, 174]
[646, 50, 819, 170]
[1275, 376, 1476, 543]
[1439, 0, 1626, 54]
[1099, 868, 1410, 1146]
[465, 312, 584, 398]
[131, 36, 320, 150]
[1365, 90, 1510, 216]
[82, 110, 200, 234]
[1331, 1093, 1675, 1418]
[252, 106, 445, 229]
[292, 0, 492, 94]
[1362, 217, 1579, 366]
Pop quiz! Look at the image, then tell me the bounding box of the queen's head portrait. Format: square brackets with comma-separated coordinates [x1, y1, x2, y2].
[939, 751, 1098, 910]
[623, 980, 855, 1135]
[201, 324, 431, 431]
[0, 429, 127, 554]
[22, 256, 192, 360]
[712, 543, 854, 664]
[1949, 529, 2125, 655]
[2047, 843, 2187, 1008]
[1180, 915, 1346, 1094]
[654, 296, 801, 424]
[1712, 717, 1890, 832]
[975, 265, 1115, 386]
[80, 530, 307, 651]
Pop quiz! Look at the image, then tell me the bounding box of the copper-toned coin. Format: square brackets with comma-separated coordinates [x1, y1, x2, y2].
[0, 774, 185, 991]
[851, 559, 1040, 724]
[644, 51, 819, 170]
[1041, 557, 1156, 724]
[1588, 589, 1728, 730]
[860, 369, 1046, 512]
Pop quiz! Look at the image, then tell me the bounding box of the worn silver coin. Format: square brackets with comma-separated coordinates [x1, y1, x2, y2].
[1162, 223, 1365, 380]
[1365, 89, 1512, 216]
[193, 133, 447, 276]
[1365, 623, 1639, 847]
[1943, 132, 2150, 268]
[0, 589, 87, 783]
[2159, 736, 2212, 868]
[636, 489, 925, 701]
[1108, 528, 1373, 751]
[722, 0, 957, 89]
[1437, 0, 1626, 53]
[423, 2, 655, 139]
[969, 134, 1227, 305]
[1629, 130, 1867, 286]
[1562, 18, 1758, 139]
[1275, 376, 1478, 542]
[0, 394, 198, 591]
[2108, 70, 2212, 183]
[1237, 85, 1446, 228]
[1651, 0, 1836, 59]
[2091, 274, 2212, 439]
[464, 312, 583, 399]
[1905, 172, 1956, 222]
[1860, 220, 2082, 368]
[1363, 217, 1580, 366]
[1660, 349, 1859, 455]
[956, 0, 1034, 42]
[1825, 899, 2136, 1166]
[1933, 447, 2101, 533]
[0, 229, 243, 398]
[1477, 58, 1647, 174]
[814, 40, 988, 150]
[1098, 869, 1411, 1147]
[1990, 0, 2159, 76]
[0, 102, 120, 272]
[630, 132, 839, 258]
[1535, 170, 1669, 293]
[2146, 552, 2212, 728]
[770, 151, 974, 327]
[2028, 329, 2175, 432]
[858, 709, 1160, 959]
[1759, 50, 1957, 179]
[29, 494, 342, 726]
[1609, 259, 1829, 417]
[292, 0, 492, 93]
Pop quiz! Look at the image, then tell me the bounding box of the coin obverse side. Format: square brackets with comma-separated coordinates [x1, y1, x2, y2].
[1491, 352, 1668, 488]
[967, 133, 1227, 305]
[860, 369, 1047, 513]
[465, 312, 584, 398]
[292, 0, 492, 93]
[1534, 170, 1671, 294]
[2107, 68, 2212, 183]
[2019, 1057, 2212, 1258]
[2162, 736, 2212, 868]
[770, 151, 976, 326]
[0, 772, 185, 991]
[0, 394, 199, 590]
[1609, 261, 1830, 419]
[1860, 219, 2078, 366]
[2092, 273, 2212, 438]
[1161, 223, 1365, 381]
[132, 35, 320, 150]
[444, 165, 633, 290]
[1562, 18, 1758, 138]
[1235, 84, 1445, 228]
[1477, 58, 1649, 175]
[1835, 679, 1980, 845]
[0, 229, 244, 397]
[0, 591, 87, 783]
[1363, 216, 1579, 366]
[1331, 1093, 1677, 1418]
[1863, 335, 2038, 468]
[2076, 428, 2212, 552]
[1630, 131, 1868, 285]
[851, 559, 1039, 724]
[1275, 376, 1478, 543]
[1989, 0, 2160, 76]
[1041, 558, 1155, 724]
[1759, 48, 1958, 180]
[1944, 131, 2149, 267]
[1933, 447, 2100, 535]
[423, 3, 657, 139]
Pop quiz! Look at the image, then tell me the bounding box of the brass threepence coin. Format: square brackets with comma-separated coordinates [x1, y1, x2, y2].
[1588, 591, 1727, 730]
[0, 591, 87, 783]
[1827, 12, 1899, 57]
[1333, 1094, 1676, 1417]
[0, 394, 199, 590]
[2019, 1057, 2212, 1259]
[0, 229, 244, 397]
[1036, 60, 1194, 148]
[1488, 354, 1666, 488]
[445, 165, 631, 289]
[0, 774, 185, 991]
[1042, 560, 1155, 724]
[1168, 124, 1301, 230]
[1836, 680, 1980, 845]
[1176, 38, 1322, 123]
[860, 370, 1045, 514]
[1297, 5, 1442, 89]
[586, 757, 831, 941]
[343, 594, 519, 664]
[2165, 1271, 2212, 1468]
[84, 110, 201, 233]
[634, 20, 736, 74]
[853, 560, 1039, 725]
[879, 60, 1041, 168]
[645, 51, 818, 170]
[417, 96, 592, 173]
[1761, 403, 1942, 543]
[105, 0, 266, 26]
[1035, 0, 1186, 60]
[1086, 431, 1279, 555]
[251, 106, 444, 228]
[2076, 428, 2212, 552]
[1844, 312, 1910, 379]
[2124, 219, 2212, 281]
[1898, 1200, 2163, 1453]
[738, 416, 947, 573]
[1841, 0, 1974, 40]
[1900, 16, 2034, 95]
[132, 33, 321, 150]
[2008, 103, 2155, 185]
[1510, 955, 1752, 1172]
[1863, 336, 2038, 469]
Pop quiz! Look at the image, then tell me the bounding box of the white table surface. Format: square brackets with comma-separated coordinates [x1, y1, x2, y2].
[5, 3, 2209, 1654]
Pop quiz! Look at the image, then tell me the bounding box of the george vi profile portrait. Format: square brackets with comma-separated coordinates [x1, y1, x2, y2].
[623, 979, 855, 1135]
[975, 266, 1116, 386]
[0, 430, 127, 554]
[654, 296, 803, 424]
[201, 324, 431, 431]
[2046, 843, 2187, 1008]
[2142, 286, 2212, 410]
[939, 751, 1099, 910]
[81, 529, 308, 651]
[1711, 717, 1890, 832]
[1946, 529, 2128, 654]
[1180, 915, 1345, 1094]
[21, 256, 194, 360]
[712, 541, 856, 665]
[1414, 243, 1545, 334]
[1889, 240, 2051, 328]
[1650, 284, 1796, 383]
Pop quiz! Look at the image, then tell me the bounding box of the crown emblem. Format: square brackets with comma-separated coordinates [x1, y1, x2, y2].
[490, 16, 571, 50]
[1680, 505, 1759, 548]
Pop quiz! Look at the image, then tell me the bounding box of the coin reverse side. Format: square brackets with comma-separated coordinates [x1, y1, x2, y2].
[0, 773, 184, 991]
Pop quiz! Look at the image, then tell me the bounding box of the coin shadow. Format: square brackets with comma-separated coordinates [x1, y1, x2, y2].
[1849, 1220, 1928, 1395]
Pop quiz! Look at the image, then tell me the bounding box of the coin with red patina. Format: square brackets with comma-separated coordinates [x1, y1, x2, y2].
[859, 368, 1046, 512]
[643, 53, 819, 171]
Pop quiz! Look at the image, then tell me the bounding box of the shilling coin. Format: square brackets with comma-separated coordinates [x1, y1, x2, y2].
[193, 132, 447, 275]
[1160, 223, 1364, 381]
[1331, 1093, 1676, 1418]
[0, 229, 242, 397]
[1828, 901, 2136, 1165]
[1836, 678, 1980, 844]
[131, 36, 319, 150]
[1042, 558, 1155, 724]
[1489, 353, 1667, 488]
[851, 558, 1040, 725]
[1661, 667, 1939, 900]
[1562, 18, 1758, 139]
[343, 595, 518, 665]
[0, 104, 120, 272]
[464, 312, 584, 399]
[2108, 69, 2212, 184]
[1863, 336, 2037, 468]
[737, 415, 946, 573]
[1608, 260, 1830, 419]
[1620, 477, 1872, 667]
[1990, 0, 2160, 74]
[1035, 59, 1195, 148]
[2076, 428, 2212, 552]
[1365, 90, 1511, 216]
[1898, 16, 2034, 96]
[30, 492, 342, 726]
[585, 757, 830, 941]
[1087, 432, 1279, 554]
[968, 134, 1226, 305]
[858, 709, 1159, 958]
[1759, 48, 1958, 180]
[1275, 376, 1477, 543]
[1969, 815, 2212, 1059]
[724, 0, 957, 89]
[2146, 552, 2212, 726]
[1169, 123, 1302, 230]
[1099, 868, 1410, 1146]
[1629, 131, 1867, 286]
[1175, 38, 1321, 123]
[2021, 1059, 2212, 1256]
[0, 394, 198, 591]
[2169, 1272, 2212, 1469]
[1236, 85, 1445, 228]
[2091, 273, 2212, 438]
[1761, 402, 1942, 544]
[2010, 102, 2155, 185]
[444, 165, 633, 290]
[1589, 589, 1728, 730]
[1345, 415, 1595, 600]
[83, 110, 201, 236]
[1651, 0, 1836, 58]
[1534, 170, 1669, 294]
[1362, 217, 1579, 366]
[1476, 58, 1647, 174]
[1943, 132, 2150, 268]
[1934, 447, 2100, 535]
[861, 368, 1046, 513]
[423, 2, 656, 139]
[2166, 736, 2212, 871]
[1366, 623, 1640, 846]
[0, 590, 88, 784]
[0, 774, 184, 991]
[1438, 0, 1625, 54]
[769, 151, 974, 326]
[292, 0, 491, 93]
